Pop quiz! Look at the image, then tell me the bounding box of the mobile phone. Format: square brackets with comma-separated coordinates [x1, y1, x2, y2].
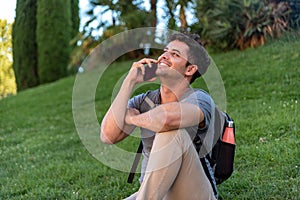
[143, 63, 158, 81]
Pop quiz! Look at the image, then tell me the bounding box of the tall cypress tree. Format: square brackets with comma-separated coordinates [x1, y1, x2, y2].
[37, 0, 72, 83]
[12, 0, 39, 91]
[71, 0, 80, 40]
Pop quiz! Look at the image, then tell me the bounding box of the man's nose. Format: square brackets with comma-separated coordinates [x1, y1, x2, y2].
[158, 51, 170, 61]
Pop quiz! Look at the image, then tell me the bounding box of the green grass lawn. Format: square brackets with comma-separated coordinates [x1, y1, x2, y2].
[0, 34, 299, 199]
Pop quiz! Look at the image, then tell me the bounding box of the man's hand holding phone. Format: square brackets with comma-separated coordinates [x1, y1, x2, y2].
[128, 58, 158, 84]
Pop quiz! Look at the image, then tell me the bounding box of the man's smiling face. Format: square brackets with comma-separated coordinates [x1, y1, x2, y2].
[156, 40, 190, 79]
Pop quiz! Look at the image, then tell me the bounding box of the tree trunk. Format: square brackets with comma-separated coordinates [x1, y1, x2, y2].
[179, 5, 187, 31]
[150, 0, 157, 27]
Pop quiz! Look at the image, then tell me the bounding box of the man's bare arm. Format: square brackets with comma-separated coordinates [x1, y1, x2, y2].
[100, 58, 157, 144]
[127, 102, 204, 133]
[100, 79, 136, 144]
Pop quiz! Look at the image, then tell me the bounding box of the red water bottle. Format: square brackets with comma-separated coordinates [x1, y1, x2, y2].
[222, 121, 235, 144]
[215, 120, 236, 183]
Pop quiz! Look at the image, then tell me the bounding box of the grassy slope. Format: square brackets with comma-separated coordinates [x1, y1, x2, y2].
[0, 35, 299, 199]
[214, 35, 300, 199]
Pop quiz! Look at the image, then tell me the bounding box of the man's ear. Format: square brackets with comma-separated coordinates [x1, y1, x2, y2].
[185, 64, 199, 76]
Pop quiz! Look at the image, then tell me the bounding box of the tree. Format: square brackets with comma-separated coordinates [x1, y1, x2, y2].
[13, 0, 79, 88]
[37, 0, 72, 83]
[164, 0, 177, 29]
[71, 0, 80, 40]
[178, 0, 190, 31]
[0, 20, 16, 98]
[68, 0, 156, 70]
[162, 0, 194, 31]
[12, 0, 39, 91]
[84, 0, 153, 38]
[150, 0, 158, 27]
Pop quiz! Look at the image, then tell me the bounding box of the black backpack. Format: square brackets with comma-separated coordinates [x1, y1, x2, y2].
[127, 92, 236, 185]
[201, 109, 236, 185]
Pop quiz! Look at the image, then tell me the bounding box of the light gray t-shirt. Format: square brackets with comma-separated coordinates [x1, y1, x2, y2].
[128, 88, 216, 183]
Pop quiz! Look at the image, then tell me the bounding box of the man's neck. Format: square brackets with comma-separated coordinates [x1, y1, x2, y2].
[160, 83, 190, 104]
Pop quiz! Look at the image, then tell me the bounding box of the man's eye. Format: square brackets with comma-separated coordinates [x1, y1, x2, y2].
[171, 52, 180, 57]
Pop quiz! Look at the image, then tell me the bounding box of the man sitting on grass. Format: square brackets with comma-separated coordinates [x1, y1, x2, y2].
[101, 32, 217, 200]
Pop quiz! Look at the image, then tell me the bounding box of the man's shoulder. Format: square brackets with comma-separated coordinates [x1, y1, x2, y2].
[128, 89, 160, 109]
[133, 89, 160, 100]
[192, 88, 209, 96]
[145, 89, 160, 99]
[189, 88, 213, 101]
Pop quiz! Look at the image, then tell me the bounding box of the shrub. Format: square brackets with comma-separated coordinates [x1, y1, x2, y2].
[192, 0, 291, 51]
[236, 0, 291, 50]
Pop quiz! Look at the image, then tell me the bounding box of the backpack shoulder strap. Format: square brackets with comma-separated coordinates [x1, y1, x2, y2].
[127, 141, 143, 183]
[127, 89, 159, 183]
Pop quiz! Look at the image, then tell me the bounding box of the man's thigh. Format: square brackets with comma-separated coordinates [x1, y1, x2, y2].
[137, 129, 215, 200]
[164, 130, 215, 199]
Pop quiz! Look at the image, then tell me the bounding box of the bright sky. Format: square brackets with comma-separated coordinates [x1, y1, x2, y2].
[0, 0, 17, 23]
